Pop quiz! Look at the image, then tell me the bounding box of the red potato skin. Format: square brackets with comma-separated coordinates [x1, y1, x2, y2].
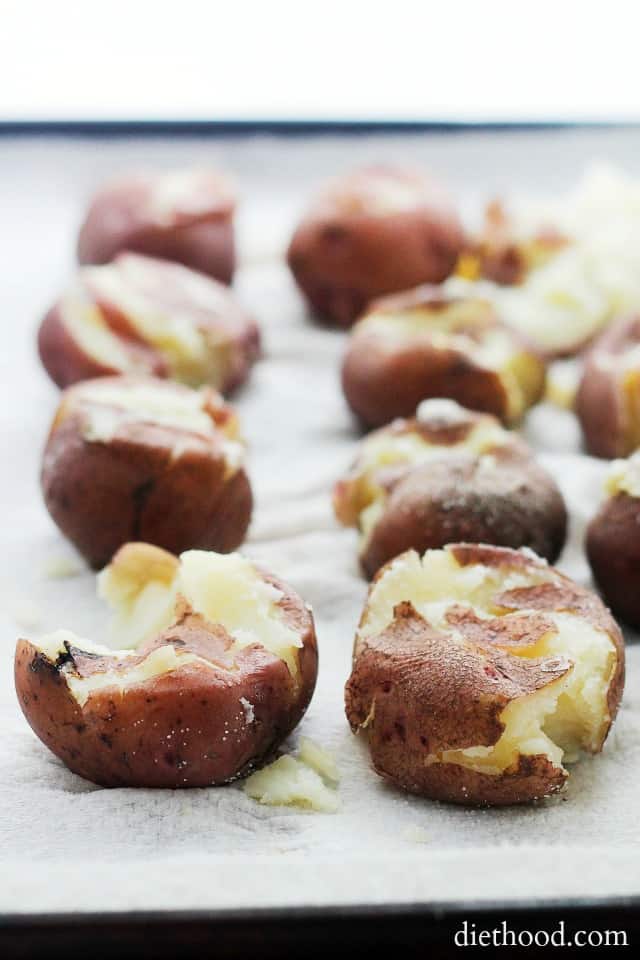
[42, 414, 252, 570]
[342, 331, 514, 428]
[587, 493, 640, 628]
[15, 574, 318, 788]
[333, 412, 566, 578]
[358, 447, 568, 579]
[346, 602, 569, 805]
[576, 316, 640, 459]
[77, 175, 235, 284]
[345, 544, 625, 806]
[287, 167, 465, 328]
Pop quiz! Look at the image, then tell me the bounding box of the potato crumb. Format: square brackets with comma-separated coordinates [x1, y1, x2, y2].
[243, 755, 339, 812]
[43, 554, 84, 579]
[239, 696, 255, 725]
[298, 737, 340, 784]
[8, 600, 43, 630]
[402, 825, 430, 844]
[544, 359, 581, 409]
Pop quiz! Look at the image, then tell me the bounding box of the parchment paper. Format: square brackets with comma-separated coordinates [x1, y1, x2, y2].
[1, 129, 640, 914]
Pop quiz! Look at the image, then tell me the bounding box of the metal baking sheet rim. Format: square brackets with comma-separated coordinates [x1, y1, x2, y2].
[1, 897, 639, 955]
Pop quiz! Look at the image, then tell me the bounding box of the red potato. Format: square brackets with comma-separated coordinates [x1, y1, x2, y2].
[576, 314, 640, 458]
[41, 376, 252, 569]
[341, 287, 546, 428]
[334, 399, 567, 578]
[345, 544, 624, 806]
[38, 252, 260, 394]
[15, 545, 318, 788]
[458, 199, 568, 286]
[77, 168, 236, 283]
[287, 166, 465, 327]
[587, 451, 640, 627]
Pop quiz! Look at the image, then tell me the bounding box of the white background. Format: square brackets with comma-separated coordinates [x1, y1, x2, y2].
[0, 0, 639, 123]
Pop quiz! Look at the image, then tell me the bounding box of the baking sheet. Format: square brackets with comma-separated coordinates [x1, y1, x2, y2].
[2, 128, 640, 915]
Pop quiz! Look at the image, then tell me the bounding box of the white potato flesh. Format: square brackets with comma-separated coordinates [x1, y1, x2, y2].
[606, 451, 640, 499]
[298, 737, 340, 784]
[80, 381, 219, 438]
[32, 548, 304, 706]
[67, 379, 244, 474]
[243, 755, 338, 812]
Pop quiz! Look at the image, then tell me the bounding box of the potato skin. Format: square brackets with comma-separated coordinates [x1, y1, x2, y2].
[41, 378, 252, 569]
[77, 170, 236, 284]
[346, 602, 569, 805]
[341, 289, 545, 428]
[287, 167, 464, 327]
[38, 253, 260, 394]
[15, 573, 318, 788]
[587, 492, 640, 628]
[358, 446, 567, 579]
[576, 315, 640, 458]
[345, 544, 625, 806]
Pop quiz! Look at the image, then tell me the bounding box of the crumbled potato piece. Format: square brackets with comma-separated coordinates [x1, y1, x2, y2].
[402, 825, 430, 844]
[243, 755, 339, 812]
[42, 554, 84, 580]
[298, 737, 340, 784]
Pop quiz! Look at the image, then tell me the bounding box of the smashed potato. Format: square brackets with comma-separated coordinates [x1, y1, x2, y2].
[287, 166, 464, 327]
[38, 252, 259, 393]
[41, 376, 253, 569]
[78, 167, 236, 284]
[334, 400, 566, 578]
[341, 287, 546, 428]
[345, 544, 624, 806]
[587, 451, 640, 627]
[15, 545, 318, 788]
[576, 315, 640, 458]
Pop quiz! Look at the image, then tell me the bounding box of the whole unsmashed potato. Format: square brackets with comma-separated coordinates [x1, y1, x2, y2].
[341, 287, 546, 428]
[15, 544, 318, 788]
[345, 544, 624, 806]
[587, 452, 640, 627]
[576, 315, 640, 458]
[77, 168, 236, 283]
[334, 399, 567, 578]
[287, 166, 465, 327]
[41, 376, 252, 569]
[38, 252, 259, 393]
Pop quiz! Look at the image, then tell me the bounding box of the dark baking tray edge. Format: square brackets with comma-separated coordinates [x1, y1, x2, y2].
[2, 897, 639, 957]
[0, 119, 634, 138]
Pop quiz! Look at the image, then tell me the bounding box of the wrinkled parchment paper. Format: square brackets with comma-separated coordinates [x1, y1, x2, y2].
[1, 129, 640, 914]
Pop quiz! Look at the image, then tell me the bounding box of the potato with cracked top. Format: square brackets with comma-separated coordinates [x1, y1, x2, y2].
[41, 376, 252, 569]
[38, 252, 259, 393]
[587, 451, 640, 627]
[77, 167, 236, 283]
[576, 315, 640, 458]
[345, 543, 624, 806]
[457, 199, 568, 287]
[341, 287, 546, 428]
[15, 544, 318, 788]
[334, 399, 567, 578]
[287, 166, 465, 327]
